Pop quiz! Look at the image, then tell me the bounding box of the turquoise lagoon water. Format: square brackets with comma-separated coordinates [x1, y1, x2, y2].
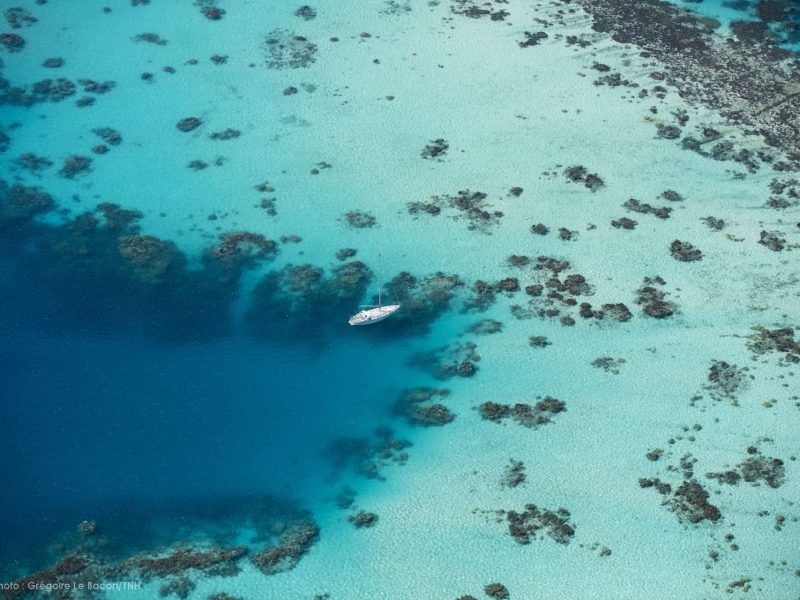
[1, 1, 799, 599]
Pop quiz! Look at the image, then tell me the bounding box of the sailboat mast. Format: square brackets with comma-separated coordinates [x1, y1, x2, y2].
[377, 253, 382, 308]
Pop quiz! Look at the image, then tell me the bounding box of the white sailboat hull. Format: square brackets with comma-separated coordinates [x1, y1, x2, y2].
[348, 304, 400, 326]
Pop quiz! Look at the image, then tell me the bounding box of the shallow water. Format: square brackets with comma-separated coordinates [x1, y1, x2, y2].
[1, 1, 799, 599]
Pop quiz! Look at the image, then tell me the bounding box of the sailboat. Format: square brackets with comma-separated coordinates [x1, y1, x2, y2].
[348, 254, 400, 326]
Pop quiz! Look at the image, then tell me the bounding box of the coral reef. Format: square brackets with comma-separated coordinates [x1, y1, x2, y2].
[519, 31, 548, 47]
[194, 0, 225, 20]
[479, 397, 566, 429]
[378, 271, 463, 334]
[394, 387, 455, 427]
[177, 117, 202, 132]
[264, 30, 317, 69]
[640, 477, 721, 524]
[58, 155, 92, 178]
[134, 33, 168, 45]
[591, 356, 626, 374]
[468, 319, 503, 335]
[670, 240, 703, 261]
[528, 336, 551, 348]
[706, 447, 785, 489]
[1, 32, 25, 52]
[635, 276, 676, 318]
[347, 511, 379, 529]
[409, 189, 503, 232]
[5, 7, 37, 29]
[623, 198, 671, 219]
[501, 459, 526, 488]
[335, 248, 357, 261]
[421, 138, 449, 160]
[758, 230, 787, 251]
[325, 427, 411, 481]
[563, 165, 605, 192]
[747, 326, 800, 363]
[209, 128, 241, 141]
[450, 0, 509, 21]
[706, 360, 748, 399]
[344, 211, 377, 229]
[0, 180, 54, 225]
[250, 520, 319, 575]
[409, 342, 480, 379]
[571, 0, 800, 157]
[117, 235, 183, 286]
[123, 546, 247, 579]
[505, 503, 575, 544]
[611, 217, 637, 229]
[669, 480, 722, 524]
[211, 231, 278, 268]
[484, 583, 510, 599]
[247, 261, 372, 340]
[295, 5, 317, 20]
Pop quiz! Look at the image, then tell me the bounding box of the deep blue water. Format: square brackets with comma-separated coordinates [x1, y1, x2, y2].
[0, 241, 419, 570]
